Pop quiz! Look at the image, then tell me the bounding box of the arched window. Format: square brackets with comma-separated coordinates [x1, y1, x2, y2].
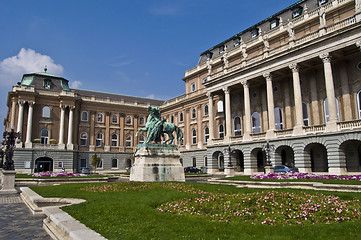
[111, 114, 118, 124]
[125, 134, 132, 148]
[96, 112, 104, 123]
[323, 97, 340, 122]
[233, 116, 242, 136]
[170, 115, 174, 123]
[217, 100, 224, 112]
[81, 111, 88, 122]
[111, 133, 118, 147]
[79, 132, 88, 146]
[96, 132, 103, 147]
[357, 90, 361, 119]
[42, 106, 51, 118]
[192, 129, 197, 145]
[179, 112, 184, 122]
[252, 112, 261, 133]
[218, 124, 224, 138]
[40, 128, 49, 144]
[204, 104, 209, 116]
[191, 108, 196, 119]
[138, 135, 145, 144]
[204, 126, 209, 143]
[274, 107, 283, 130]
[126, 115, 132, 125]
[302, 102, 309, 126]
[139, 116, 146, 126]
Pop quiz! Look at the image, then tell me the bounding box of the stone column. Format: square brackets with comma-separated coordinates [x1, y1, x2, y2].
[16, 101, 25, 134]
[207, 92, 214, 144]
[89, 111, 96, 151]
[104, 112, 110, 152]
[185, 108, 190, 150]
[25, 102, 34, 148]
[339, 62, 352, 120]
[283, 80, 292, 129]
[223, 87, 232, 142]
[356, 0, 361, 21]
[58, 105, 66, 149]
[10, 98, 16, 128]
[67, 106, 75, 150]
[320, 53, 338, 131]
[289, 63, 304, 135]
[197, 105, 203, 148]
[309, 72, 320, 125]
[242, 81, 251, 141]
[264, 73, 275, 138]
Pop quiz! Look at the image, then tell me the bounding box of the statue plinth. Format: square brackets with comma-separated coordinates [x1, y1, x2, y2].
[0, 170, 17, 194]
[130, 144, 185, 182]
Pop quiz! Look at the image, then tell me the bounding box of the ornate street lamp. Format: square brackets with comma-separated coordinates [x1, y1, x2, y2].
[2, 127, 21, 170]
[262, 141, 275, 167]
[223, 144, 235, 177]
[0, 147, 4, 168]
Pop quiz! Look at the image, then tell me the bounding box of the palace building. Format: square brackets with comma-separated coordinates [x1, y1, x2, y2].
[4, 0, 361, 174]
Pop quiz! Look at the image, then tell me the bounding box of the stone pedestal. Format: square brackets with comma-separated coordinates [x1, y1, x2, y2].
[0, 170, 17, 194]
[264, 165, 274, 174]
[224, 166, 235, 177]
[130, 144, 185, 182]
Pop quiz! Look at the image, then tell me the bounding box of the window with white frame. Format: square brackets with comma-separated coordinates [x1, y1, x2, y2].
[234, 116, 242, 136]
[96, 132, 103, 147]
[111, 159, 118, 169]
[357, 90, 361, 119]
[80, 132, 88, 146]
[96, 112, 104, 123]
[302, 102, 309, 126]
[97, 159, 103, 169]
[270, 19, 279, 29]
[274, 107, 283, 130]
[139, 116, 146, 126]
[125, 134, 132, 148]
[191, 83, 196, 92]
[42, 106, 51, 118]
[192, 129, 197, 145]
[204, 104, 209, 116]
[219, 45, 225, 54]
[179, 112, 184, 122]
[323, 97, 340, 122]
[251, 28, 259, 38]
[111, 133, 118, 147]
[125, 115, 132, 125]
[218, 124, 224, 138]
[204, 126, 209, 143]
[170, 115, 174, 123]
[234, 38, 240, 46]
[252, 112, 261, 133]
[111, 114, 118, 124]
[191, 108, 196, 119]
[292, 7, 302, 18]
[139, 135, 145, 144]
[81, 111, 88, 122]
[40, 128, 49, 144]
[217, 100, 224, 112]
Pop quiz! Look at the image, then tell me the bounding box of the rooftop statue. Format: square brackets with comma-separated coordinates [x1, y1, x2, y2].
[136, 106, 183, 145]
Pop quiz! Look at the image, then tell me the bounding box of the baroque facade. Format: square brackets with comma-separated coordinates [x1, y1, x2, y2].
[3, 0, 361, 174]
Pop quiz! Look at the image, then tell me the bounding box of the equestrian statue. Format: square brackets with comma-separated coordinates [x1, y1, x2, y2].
[136, 106, 183, 145]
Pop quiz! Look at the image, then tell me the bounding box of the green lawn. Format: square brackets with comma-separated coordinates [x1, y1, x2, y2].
[15, 174, 108, 179]
[31, 182, 361, 240]
[223, 175, 361, 185]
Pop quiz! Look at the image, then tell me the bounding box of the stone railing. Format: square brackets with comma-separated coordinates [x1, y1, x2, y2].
[275, 129, 293, 137]
[33, 143, 59, 149]
[212, 138, 225, 145]
[250, 132, 266, 140]
[304, 124, 326, 133]
[326, 15, 356, 33]
[338, 119, 361, 130]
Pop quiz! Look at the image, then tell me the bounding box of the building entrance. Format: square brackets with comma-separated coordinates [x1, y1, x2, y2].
[35, 157, 53, 172]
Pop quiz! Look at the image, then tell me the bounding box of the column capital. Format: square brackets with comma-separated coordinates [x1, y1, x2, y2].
[222, 86, 230, 94]
[206, 92, 213, 99]
[60, 105, 67, 110]
[69, 106, 75, 110]
[18, 100, 25, 106]
[241, 80, 249, 88]
[319, 53, 331, 63]
[356, 40, 361, 51]
[28, 101, 35, 107]
[289, 63, 299, 72]
[263, 72, 272, 81]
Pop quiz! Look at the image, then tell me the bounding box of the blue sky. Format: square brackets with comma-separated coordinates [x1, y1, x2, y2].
[0, 0, 295, 133]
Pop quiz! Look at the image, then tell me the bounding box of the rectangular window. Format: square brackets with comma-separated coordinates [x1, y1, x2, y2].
[270, 19, 279, 29]
[251, 29, 258, 38]
[80, 159, 87, 168]
[111, 159, 118, 169]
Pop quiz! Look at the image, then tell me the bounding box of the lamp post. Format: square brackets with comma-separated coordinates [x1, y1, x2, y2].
[2, 127, 21, 170]
[223, 144, 235, 177]
[262, 141, 275, 173]
[0, 148, 4, 169]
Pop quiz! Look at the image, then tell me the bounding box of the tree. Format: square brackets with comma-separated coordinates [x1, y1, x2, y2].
[90, 153, 101, 173]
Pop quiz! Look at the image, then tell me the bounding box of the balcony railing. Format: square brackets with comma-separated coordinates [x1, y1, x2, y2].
[304, 124, 326, 134]
[33, 143, 59, 149]
[275, 129, 293, 137]
[338, 119, 361, 130]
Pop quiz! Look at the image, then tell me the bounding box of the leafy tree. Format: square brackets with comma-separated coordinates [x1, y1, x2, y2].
[91, 153, 101, 173]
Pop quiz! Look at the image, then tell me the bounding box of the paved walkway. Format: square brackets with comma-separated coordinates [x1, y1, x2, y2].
[0, 193, 51, 240]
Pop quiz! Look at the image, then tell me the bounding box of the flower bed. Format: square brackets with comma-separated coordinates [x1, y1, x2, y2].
[32, 171, 81, 178]
[251, 172, 361, 181]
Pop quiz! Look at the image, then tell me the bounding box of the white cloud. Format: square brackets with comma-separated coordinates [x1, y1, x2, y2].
[146, 94, 156, 99]
[0, 48, 64, 87]
[70, 80, 83, 89]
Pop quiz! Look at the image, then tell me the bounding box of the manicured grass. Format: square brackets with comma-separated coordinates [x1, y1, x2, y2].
[15, 174, 108, 179]
[223, 176, 361, 185]
[31, 182, 361, 240]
